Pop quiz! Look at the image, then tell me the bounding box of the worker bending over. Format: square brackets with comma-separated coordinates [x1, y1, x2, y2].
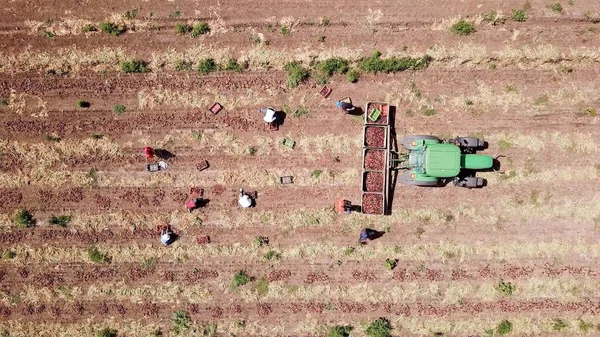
[239, 188, 253, 208]
[260, 107, 277, 124]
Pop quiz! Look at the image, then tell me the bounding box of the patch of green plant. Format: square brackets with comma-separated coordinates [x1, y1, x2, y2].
[99, 327, 123, 337]
[113, 104, 126, 115]
[384, 258, 397, 270]
[327, 325, 352, 337]
[43, 30, 56, 39]
[506, 84, 517, 92]
[198, 58, 217, 74]
[317, 35, 325, 42]
[534, 95, 549, 106]
[3, 250, 16, 260]
[346, 69, 359, 83]
[82, 24, 97, 33]
[284, 61, 309, 88]
[498, 139, 513, 151]
[86, 167, 99, 186]
[421, 106, 437, 116]
[91, 133, 104, 140]
[150, 329, 163, 337]
[48, 215, 71, 227]
[222, 58, 245, 72]
[365, 318, 392, 337]
[451, 19, 475, 35]
[121, 60, 148, 73]
[124, 9, 138, 20]
[313, 57, 349, 84]
[45, 135, 62, 142]
[96, 328, 117, 337]
[585, 107, 598, 116]
[550, 3, 563, 12]
[191, 22, 210, 37]
[171, 10, 181, 18]
[88, 246, 110, 264]
[321, 17, 330, 26]
[0, 98, 7, 106]
[280, 24, 291, 35]
[552, 318, 569, 331]
[496, 279, 516, 296]
[489, 63, 497, 69]
[235, 320, 246, 328]
[174, 60, 193, 71]
[496, 320, 513, 335]
[76, 99, 90, 108]
[203, 323, 217, 336]
[246, 146, 257, 155]
[171, 310, 191, 335]
[191, 131, 201, 140]
[512, 9, 528, 22]
[410, 81, 421, 98]
[232, 270, 251, 288]
[358, 50, 432, 73]
[344, 247, 355, 256]
[254, 236, 269, 247]
[175, 23, 192, 35]
[13, 209, 35, 228]
[484, 10, 505, 25]
[291, 105, 308, 117]
[578, 319, 594, 333]
[142, 256, 158, 269]
[311, 169, 322, 179]
[100, 22, 126, 36]
[254, 276, 269, 296]
[264, 250, 280, 261]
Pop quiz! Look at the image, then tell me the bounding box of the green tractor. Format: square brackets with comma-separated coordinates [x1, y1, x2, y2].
[393, 135, 494, 188]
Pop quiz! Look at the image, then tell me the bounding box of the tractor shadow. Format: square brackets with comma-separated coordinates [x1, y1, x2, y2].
[387, 105, 398, 215]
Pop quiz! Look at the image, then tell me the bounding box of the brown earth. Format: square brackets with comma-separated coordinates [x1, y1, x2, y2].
[1, 0, 600, 336]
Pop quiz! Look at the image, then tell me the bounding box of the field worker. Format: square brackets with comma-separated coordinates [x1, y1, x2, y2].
[186, 198, 204, 212]
[160, 226, 174, 246]
[335, 199, 352, 214]
[260, 107, 277, 124]
[336, 97, 356, 114]
[238, 188, 252, 208]
[144, 146, 155, 159]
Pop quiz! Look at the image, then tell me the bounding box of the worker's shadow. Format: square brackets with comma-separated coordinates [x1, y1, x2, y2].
[347, 107, 364, 116]
[165, 233, 180, 245]
[365, 228, 385, 241]
[275, 111, 287, 126]
[155, 149, 176, 160]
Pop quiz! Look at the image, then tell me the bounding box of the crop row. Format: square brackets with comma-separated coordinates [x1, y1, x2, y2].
[6, 275, 600, 306]
[1, 43, 598, 75]
[7, 238, 600, 264]
[2, 313, 600, 336]
[0, 186, 597, 232]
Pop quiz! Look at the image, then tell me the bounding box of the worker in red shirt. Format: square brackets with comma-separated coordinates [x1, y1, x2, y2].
[335, 199, 352, 214]
[144, 147, 155, 159]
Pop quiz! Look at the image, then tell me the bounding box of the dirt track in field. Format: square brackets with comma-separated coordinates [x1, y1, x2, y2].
[1, 0, 600, 336]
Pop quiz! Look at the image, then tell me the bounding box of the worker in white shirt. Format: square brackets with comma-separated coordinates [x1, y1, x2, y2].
[260, 107, 277, 124]
[238, 188, 253, 208]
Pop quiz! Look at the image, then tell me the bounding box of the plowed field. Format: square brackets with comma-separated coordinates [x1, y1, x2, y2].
[1, 0, 599, 336]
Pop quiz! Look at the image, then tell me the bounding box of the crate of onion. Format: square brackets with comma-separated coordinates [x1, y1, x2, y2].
[364, 102, 390, 125]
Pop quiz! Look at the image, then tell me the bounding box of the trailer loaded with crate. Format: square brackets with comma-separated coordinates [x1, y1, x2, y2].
[361, 102, 392, 215]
